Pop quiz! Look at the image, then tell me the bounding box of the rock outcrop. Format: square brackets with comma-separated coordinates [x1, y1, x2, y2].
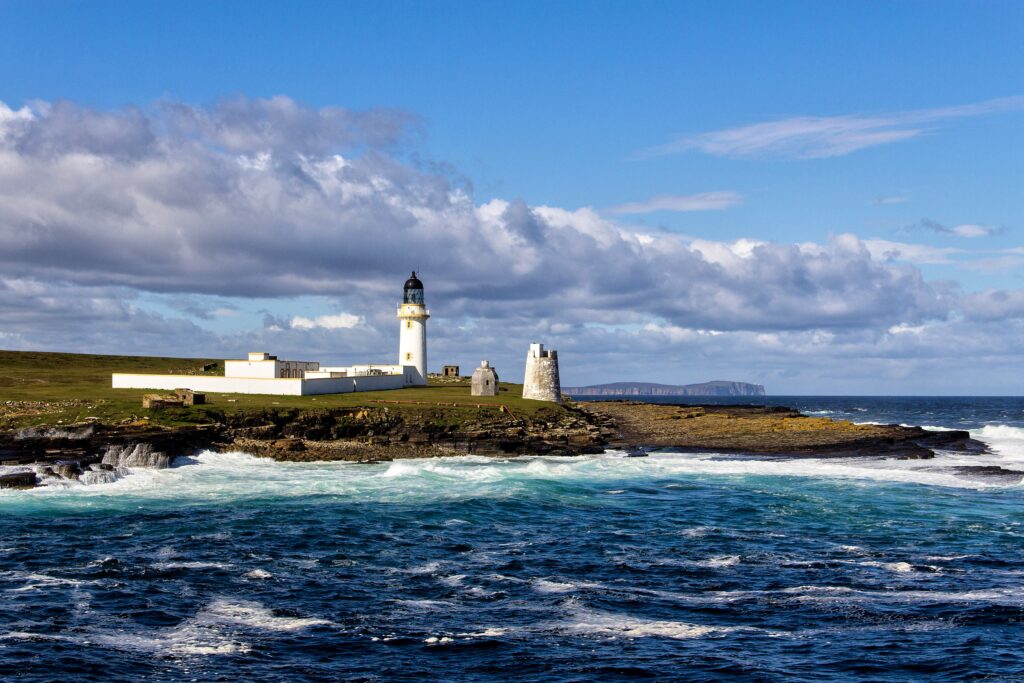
[578, 401, 986, 459]
[0, 470, 37, 488]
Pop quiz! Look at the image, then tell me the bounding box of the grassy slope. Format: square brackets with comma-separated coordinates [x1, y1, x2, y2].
[0, 350, 562, 429]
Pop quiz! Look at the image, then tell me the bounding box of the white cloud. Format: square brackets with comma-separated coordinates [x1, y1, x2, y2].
[910, 218, 1003, 238]
[638, 96, 1024, 160]
[863, 239, 961, 265]
[950, 223, 999, 238]
[290, 313, 362, 330]
[0, 98, 959, 336]
[872, 194, 909, 205]
[607, 191, 741, 214]
[2, 95, 1023, 392]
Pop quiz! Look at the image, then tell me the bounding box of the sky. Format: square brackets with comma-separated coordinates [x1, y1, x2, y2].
[0, 0, 1021, 394]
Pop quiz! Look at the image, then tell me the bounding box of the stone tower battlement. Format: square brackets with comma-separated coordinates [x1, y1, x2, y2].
[522, 342, 562, 403]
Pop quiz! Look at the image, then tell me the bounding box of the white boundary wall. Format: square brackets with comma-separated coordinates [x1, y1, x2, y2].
[112, 373, 405, 396]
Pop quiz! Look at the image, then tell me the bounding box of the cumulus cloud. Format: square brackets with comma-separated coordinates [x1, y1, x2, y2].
[638, 96, 1024, 160]
[607, 191, 741, 214]
[960, 289, 1024, 321]
[0, 276, 217, 355]
[0, 96, 961, 335]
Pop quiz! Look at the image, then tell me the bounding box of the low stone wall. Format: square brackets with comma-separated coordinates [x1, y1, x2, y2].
[112, 373, 405, 396]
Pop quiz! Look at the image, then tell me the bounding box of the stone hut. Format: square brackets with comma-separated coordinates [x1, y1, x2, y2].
[471, 361, 500, 396]
[522, 342, 561, 403]
[442, 365, 460, 378]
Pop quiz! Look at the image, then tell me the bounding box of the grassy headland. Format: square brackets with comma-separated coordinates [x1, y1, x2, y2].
[0, 349, 565, 430]
[0, 351, 986, 469]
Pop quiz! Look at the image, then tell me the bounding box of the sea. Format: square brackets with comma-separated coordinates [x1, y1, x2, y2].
[1, 396, 1022, 682]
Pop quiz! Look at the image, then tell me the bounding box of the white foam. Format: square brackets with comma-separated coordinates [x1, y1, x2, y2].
[151, 561, 232, 571]
[860, 560, 914, 573]
[533, 578, 605, 593]
[3, 572, 90, 592]
[424, 636, 454, 645]
[243, 569, 273, 579]
[973, 424, 1024, 463]
[457, 626, 513, 638]
[4, 436, 1024, 513]
[201, 599, 331, 631]
[562, 608, 728, 639]
[697, 555, 740, 568]
[9, 598, 329, 658]
[777, 584, 1024, 606]
[394, 599, 454, 610]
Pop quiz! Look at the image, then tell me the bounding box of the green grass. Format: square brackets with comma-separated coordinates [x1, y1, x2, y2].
[0, 349, 565, 428]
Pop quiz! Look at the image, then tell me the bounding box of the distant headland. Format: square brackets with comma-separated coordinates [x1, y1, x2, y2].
[564, 381, 766, 398]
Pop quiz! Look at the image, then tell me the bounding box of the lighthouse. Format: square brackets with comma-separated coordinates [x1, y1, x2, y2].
[397, 271, 430, 386]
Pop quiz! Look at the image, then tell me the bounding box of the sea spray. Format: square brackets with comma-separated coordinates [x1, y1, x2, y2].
[101, 443, 171, 469]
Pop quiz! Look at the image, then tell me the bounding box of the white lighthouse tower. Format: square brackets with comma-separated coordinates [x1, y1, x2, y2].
[397, 271, 429, 386]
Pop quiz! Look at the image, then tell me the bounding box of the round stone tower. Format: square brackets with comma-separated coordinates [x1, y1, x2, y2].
[397, 271, 429, 386]
[522, 342, 562, 403]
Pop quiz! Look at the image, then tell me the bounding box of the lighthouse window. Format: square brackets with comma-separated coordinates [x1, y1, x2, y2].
[406, 321, 412, 329]
[405, 353, 413, 361]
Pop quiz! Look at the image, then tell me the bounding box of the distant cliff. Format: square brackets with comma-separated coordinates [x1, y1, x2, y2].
[564, 381, 766, 397]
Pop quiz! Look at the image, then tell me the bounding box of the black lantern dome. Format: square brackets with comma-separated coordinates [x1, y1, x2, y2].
[403, 271, 424, 304]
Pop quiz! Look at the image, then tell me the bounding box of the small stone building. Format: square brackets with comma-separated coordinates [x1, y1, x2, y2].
[471, 361, 500, 396]
[442, 365, 460, 378]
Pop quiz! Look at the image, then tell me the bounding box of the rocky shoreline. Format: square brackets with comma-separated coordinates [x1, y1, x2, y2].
[0, 401, 993, 489]
[581, 402, 988, 459]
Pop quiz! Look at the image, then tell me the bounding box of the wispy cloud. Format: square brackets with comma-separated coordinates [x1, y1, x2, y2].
[872, 194, 909, 206]
[958, 255, 1024, 273]
[290, 313, 362, 330]
[638, 96, 1024, 160]
[863, 239, 961, 265]
[607, 191, 741, 215]
[910, 218, 1003, 238]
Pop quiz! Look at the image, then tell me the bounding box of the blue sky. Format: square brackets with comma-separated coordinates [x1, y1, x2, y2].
[0, 1, 1021, 393]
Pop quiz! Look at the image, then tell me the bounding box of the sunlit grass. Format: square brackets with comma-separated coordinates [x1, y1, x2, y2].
[0, 350, 564, 428]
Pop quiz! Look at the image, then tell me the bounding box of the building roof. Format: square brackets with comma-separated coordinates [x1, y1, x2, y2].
[404, 271, 423, 290]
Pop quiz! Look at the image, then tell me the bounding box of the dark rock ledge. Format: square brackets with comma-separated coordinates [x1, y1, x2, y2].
[0, 403, 990, 488]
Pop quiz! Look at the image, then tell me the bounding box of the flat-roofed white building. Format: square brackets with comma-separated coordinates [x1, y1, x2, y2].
[224, 352, 321, 379]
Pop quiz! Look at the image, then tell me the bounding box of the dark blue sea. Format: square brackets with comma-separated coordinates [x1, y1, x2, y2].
[2, 397, 1023, 682]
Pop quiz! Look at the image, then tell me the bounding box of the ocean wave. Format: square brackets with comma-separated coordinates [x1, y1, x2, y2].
[972, 424, 1024, 462]
[243, 568, 273, 580]
[858, 560, 915, 573]
[533, 578, 606, 594]
[4, 440, 1024, 515]
[777, 585, 1024, 606]
[560, 608, 737, 640]
[150, 561, 233, 571]
[697, 555, 741, 568]
[3, 571, 92, 592]
[3, 598, 331, 659]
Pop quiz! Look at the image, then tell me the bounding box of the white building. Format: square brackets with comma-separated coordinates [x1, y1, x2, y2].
[225, 352, 320, 379]
[112, 273, 431, 396]
[397, 271, 429, 386]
